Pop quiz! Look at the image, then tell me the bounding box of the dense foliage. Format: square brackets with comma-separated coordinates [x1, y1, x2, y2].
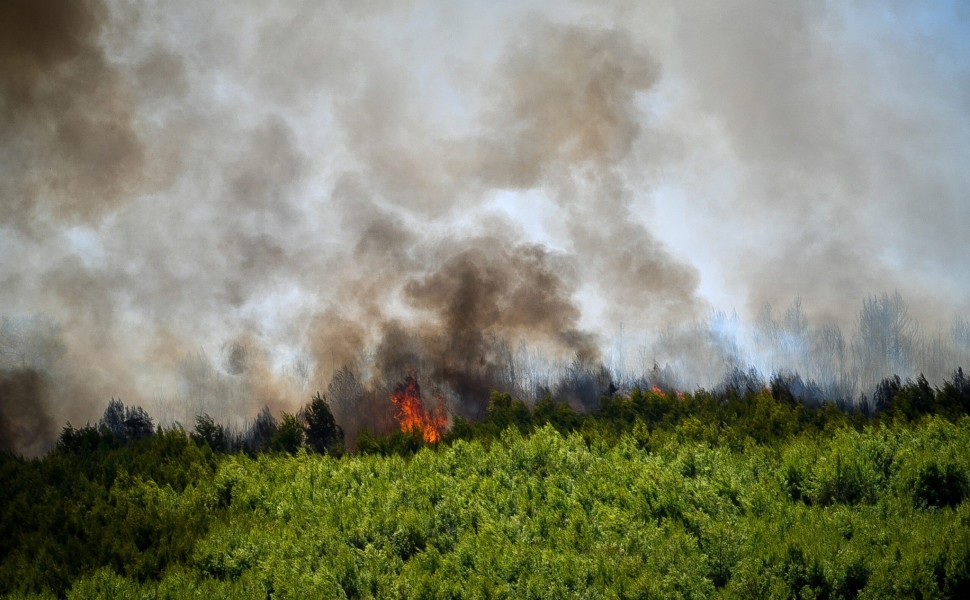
[2, 372, 969, 598]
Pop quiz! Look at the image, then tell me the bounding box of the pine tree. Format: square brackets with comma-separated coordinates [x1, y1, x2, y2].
[301, 393, 343, 454]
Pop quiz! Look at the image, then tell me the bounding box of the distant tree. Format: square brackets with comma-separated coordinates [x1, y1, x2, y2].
[718, 367, 764, 397]
[887, 374, 935, 419]
[97, 398, 153, 444]
[356, 426, 422, 456]
[871, 375, 901, 414]
[486, 391, 532, 432]
[771, 371, 824, 406]
[770, 372, 800, 406]
[937, 368, 970, 417]
[445, 415, 475, 441]
[243, 406, 278, 455]
[123, 405, 154, 441]
[855, 292, 914, 392]
[98, 398, 126, 440]
[271, 413, 305, 454]
[810, 324, 856, 405]
[55, 423, 103, 454]
[191, 413, 229, 453]
[554, 359, 613, 411]
[301, 392, 343, 454]
[533, 393, 582, 432]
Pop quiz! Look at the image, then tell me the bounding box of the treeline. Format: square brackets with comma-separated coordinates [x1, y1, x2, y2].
[12, 365, 970, 463]
[1, 368, 969, 597]
[360, 367, 970, 456]
[57, 393, 344, 458]
[638, 293, 970, 404]
[31, 366, 970, 460]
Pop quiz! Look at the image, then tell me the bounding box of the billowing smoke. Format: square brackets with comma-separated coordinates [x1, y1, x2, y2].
[2, 1, 968, 454]
[0, 317, 61, 455]
[0, 369, 54, 456]
[0, 0, 146, 228]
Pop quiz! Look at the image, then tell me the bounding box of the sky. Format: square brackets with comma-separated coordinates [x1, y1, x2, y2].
[2, 0, 969, 453]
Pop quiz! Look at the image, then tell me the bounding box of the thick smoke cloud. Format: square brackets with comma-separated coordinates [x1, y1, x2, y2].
[474, 21, 704, 329]
[0, 369, 54, 456]
[0, 317, 61, 455]
[399, 240, 598, 404]
[627, 0, 970, 324]
[1, 1, 968, 454]
[0, 0, 146, 227]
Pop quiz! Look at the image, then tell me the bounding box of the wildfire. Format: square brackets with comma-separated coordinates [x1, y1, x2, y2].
[651, 385, 686, 401]
[390, 373, 448, 443]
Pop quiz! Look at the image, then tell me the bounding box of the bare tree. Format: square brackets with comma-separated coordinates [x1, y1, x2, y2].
[854, 292, 915, 393]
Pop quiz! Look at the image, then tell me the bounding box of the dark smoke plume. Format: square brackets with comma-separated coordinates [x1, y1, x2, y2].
[0, 369, 54, 456]
[396, 240, 599, 414]
[0, 0, 146, 227]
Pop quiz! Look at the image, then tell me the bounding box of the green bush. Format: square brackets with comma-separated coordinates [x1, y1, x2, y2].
[3, 401, 970, 597]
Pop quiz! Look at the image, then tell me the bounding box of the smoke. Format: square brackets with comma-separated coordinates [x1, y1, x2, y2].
[474, 19, 705, 329]
[0, 317, 61, 455]
[2, 1, 969, 454]
[631, 0, 970, 324]
[395, 239, 599, 411]
[0, 0, 147, 228]
[0, 369, 54, 455]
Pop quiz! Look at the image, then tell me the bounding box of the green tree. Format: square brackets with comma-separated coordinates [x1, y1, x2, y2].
[301, 392, 343, 455]
[271, 413, 305, 454]
[243, 407, 277, 455]
[191, 413, 229, 453]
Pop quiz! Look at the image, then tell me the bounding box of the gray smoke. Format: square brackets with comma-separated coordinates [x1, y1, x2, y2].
[2, 1, 968, 454]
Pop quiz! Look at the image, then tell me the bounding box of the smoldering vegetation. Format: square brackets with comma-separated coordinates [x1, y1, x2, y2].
[2, 2, 969, 455]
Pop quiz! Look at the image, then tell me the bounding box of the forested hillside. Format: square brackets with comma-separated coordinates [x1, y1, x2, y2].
[2, 373, 970, 598]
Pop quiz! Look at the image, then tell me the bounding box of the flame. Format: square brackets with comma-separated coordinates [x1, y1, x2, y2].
[390, 373, 448, 443]
[651, 385, 685, 400]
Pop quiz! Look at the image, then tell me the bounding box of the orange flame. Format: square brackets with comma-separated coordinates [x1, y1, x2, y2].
[651, 385, 685, 400]
[390, 373, 447, 443]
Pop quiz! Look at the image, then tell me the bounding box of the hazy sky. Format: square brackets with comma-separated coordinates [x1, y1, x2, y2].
[2, 0, 969, 449]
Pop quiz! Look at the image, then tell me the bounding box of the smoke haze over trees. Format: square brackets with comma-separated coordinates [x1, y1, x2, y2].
[2, 1, 969, 454]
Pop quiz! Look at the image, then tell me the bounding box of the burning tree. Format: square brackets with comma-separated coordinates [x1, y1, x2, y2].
[390, 372, 447, 443]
